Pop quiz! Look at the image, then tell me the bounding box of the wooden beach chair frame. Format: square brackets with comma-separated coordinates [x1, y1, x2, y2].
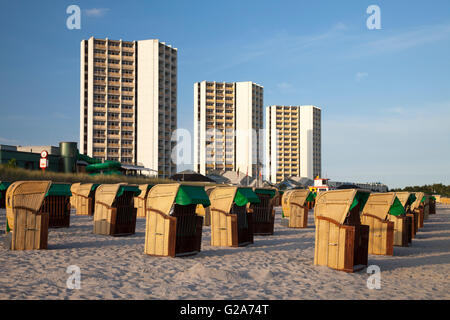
[70, 183, 81, 210]
[314, 189, 370, 273]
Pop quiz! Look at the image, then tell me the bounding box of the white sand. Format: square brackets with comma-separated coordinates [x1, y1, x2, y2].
[0, 205, 449, 300]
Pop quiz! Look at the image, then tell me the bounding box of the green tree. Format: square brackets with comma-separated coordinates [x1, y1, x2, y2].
[6, 158, 17, 168]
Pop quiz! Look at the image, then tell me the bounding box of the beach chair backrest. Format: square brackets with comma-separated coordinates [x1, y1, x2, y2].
[146, 183, 180, 216]
[362, 192, 396, 221]
[315, 189, 358, 225]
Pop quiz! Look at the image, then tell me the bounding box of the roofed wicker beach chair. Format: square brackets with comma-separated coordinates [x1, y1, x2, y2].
[429, 195, 436, 214]
[144, 183, 210, 257]
[75, 183, 99, 216]
[134, 184, 154, 218]
[411, 192, 425, 229]
[70, 183, 81, 210]
[250, 188, 277, 235]
[314, 189, 370, 273]
[360, 193, 400, 255]
[5, 181, 51, 250]
[195, 186, 216, 226]
[209, 186, 260, 247]
[93, 184, 140, 236]
[396, 192, 417, 239]
[281, 189, 314, 228]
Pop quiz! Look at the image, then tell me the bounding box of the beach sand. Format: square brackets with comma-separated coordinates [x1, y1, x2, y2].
[0, 205, 449, 300]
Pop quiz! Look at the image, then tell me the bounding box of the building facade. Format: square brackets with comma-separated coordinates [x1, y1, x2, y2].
[194, 81, 263, 177]
[80, 37, 177, 178]
[266, 105, 321, 183]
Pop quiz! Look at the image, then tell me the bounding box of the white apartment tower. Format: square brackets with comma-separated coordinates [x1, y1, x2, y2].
[80, 37, 177, 178]
[266, 105, 321, 183]
[194, 81, 264, 177]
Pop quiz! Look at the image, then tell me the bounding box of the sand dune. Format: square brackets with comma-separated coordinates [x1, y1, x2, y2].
[0, 205, 449, 300]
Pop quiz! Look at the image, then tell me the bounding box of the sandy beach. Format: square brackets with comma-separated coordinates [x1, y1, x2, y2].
[0, 205, 449, 300]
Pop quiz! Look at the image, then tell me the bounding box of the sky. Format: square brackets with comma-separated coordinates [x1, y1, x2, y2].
[0, 0, 449, 188]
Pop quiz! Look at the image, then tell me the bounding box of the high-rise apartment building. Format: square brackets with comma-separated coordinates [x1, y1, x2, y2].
[265, 105, 321, 183]
[80, 37, 177, 178]
[194, 81, 263, 177]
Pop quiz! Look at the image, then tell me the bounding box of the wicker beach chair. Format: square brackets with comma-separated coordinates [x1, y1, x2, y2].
[281, 189, 314, 228]
[5, 181, 51, 250]
[396, 192, 417, 239]
[93, 184, 140, 236]
[134, 184, 154, 218]
[360, 193, 399, 255]
[195, 186, 216, 226]
[314, 189, 370, 272]
[411, 192, 425, 228]
[75, 183, 99, 216]
[209, 186, 260, 247]
[250, 188, 277, 235]
[144, 183, 210, 257]
[69, 183, 81, 210]
[429, 196, 436, 214]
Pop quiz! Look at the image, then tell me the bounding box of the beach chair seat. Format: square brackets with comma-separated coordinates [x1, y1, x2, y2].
[314, 189, 370, 273]
[134, 184, 154, 218]
[250, 188, 277, 235]
[360, 193, 399, 255]
[93, 184, 140, 236]
[5, 181, 51, 250]
[144, 184, 209, 257]
[209, 187, 260, 247]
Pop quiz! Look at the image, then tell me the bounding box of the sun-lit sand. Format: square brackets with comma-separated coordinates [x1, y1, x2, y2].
[0, 205, 449, 300]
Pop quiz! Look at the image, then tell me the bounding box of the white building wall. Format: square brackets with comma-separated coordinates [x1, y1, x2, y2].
[79, 40, 86, 154]
[86, 37, 94, 158]
[299, 105, 319, 180]
[136, 39, 159, 172]
[235, 82, 253, 176]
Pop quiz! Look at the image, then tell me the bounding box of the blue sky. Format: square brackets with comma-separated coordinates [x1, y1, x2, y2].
[0, 0, 449, 188]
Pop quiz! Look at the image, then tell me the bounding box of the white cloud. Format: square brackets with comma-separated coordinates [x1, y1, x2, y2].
[84, 8, 110, 17]
[355, 72, 368, 82]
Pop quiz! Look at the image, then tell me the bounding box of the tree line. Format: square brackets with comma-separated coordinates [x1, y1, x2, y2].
[391, 183, 450, 197]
